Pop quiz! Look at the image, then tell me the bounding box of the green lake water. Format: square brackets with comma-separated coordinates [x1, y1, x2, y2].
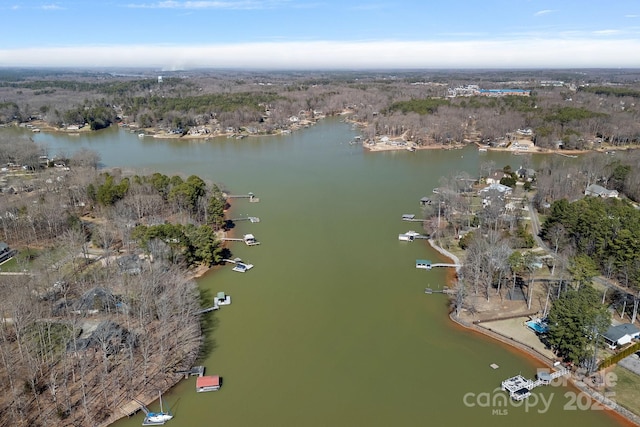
[19, 120, 627, 426]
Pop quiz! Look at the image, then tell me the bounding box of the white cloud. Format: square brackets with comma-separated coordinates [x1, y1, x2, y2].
[592, 29, 621, 35]
[625, 14, 638, 18]
[40, 4, 64, 10]
[2, 39, 640, 69]
[534, 9, 553, 17]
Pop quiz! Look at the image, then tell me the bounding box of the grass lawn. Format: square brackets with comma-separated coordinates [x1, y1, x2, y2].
[610, 366, 640, 416]
[0, 256, 19, 271]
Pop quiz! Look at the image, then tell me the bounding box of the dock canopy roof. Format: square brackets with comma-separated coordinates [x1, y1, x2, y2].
[196, 375, 220, 388]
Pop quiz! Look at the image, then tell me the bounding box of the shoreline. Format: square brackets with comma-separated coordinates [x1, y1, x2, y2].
[20, 120, 638, 156]
[428, 240, 640, 426]
[449, 313, 639, 427]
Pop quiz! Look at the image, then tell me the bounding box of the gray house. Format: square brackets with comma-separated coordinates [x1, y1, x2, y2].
[603, 323, 640, 349]
[585, 184, 619, 198]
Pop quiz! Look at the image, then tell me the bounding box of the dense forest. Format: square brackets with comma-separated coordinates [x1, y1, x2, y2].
[541, 196, 640, 289]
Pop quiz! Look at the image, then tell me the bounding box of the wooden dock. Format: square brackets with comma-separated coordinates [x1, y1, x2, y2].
[401, 214, 425, 222]
[227, 192, 260, 202]
[425, 288, 456, 295]
[430, 262, 462, 268]
[221, 234, 261, 246]
[175, 365, 205, 378]
[195, 305, 218, 314]
[229, 216, 260, 223]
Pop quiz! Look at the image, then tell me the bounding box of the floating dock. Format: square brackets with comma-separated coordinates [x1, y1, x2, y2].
[501, 368, 569, 400]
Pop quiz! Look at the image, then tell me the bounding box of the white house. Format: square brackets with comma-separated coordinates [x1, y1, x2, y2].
[585, 184, 619, 198]
[480, 182, 513, 196]
[603, 323, 640, 349]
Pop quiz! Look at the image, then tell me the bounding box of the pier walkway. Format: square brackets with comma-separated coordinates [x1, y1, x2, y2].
[226, 192, 260, 202]
[221, 234, 261, 246]
[175, 366, 205, 378]
[416, 259, 462, 270]
[229, 216, 260, 223]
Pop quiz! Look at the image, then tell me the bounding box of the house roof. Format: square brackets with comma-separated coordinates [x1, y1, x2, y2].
[196, 375, 220, 388]
[481, 183, 512, 193]
[603, 323, 640, 342]
[585, 184, 618, 197]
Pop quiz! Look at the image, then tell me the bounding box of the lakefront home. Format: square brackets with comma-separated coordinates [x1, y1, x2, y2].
[603, 323, 640, 349]
[585, 184, 619, 199]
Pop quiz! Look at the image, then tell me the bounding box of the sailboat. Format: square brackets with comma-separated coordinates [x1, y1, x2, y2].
[140, 391, 173, 426]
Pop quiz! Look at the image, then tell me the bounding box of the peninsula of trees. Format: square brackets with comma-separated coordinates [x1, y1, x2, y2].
[0, 136, 232, 426]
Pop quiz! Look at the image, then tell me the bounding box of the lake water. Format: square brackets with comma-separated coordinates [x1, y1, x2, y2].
[17, 120, 628, 426]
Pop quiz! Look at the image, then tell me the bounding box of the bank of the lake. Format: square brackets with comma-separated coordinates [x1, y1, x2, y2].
[17, 119, 628, 427]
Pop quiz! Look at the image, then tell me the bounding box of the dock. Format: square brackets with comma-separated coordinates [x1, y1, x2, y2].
[222, 258, 255, 272]
[425, 287, 456, 295]
[221, 234, 261, 246]
[195, 305, 219, 314]
[175, 366, 205, 378]
[416, 260, 462, 270]
[401, 214, 425, 222]
[501, 367, 570, 400]
[226, 192, 259, 202]
[229, 216, 260, 223]
[399, 231, 428, 241]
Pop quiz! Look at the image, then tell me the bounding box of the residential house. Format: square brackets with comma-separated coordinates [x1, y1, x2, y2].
[516, 166, 536, 182]
[485, 170, 508, 185]
[585, 184, 619, 199]
[603, 323, 640, 349]
[480, 182, 513, 196]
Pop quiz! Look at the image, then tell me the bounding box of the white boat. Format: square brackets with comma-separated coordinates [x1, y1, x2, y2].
[138, 133, 145, 138]
[232, 262, 253, 273]
[141, 392, 173, 426]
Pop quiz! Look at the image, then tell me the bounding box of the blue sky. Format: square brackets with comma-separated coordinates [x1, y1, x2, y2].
[1, 1, 640, 69]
